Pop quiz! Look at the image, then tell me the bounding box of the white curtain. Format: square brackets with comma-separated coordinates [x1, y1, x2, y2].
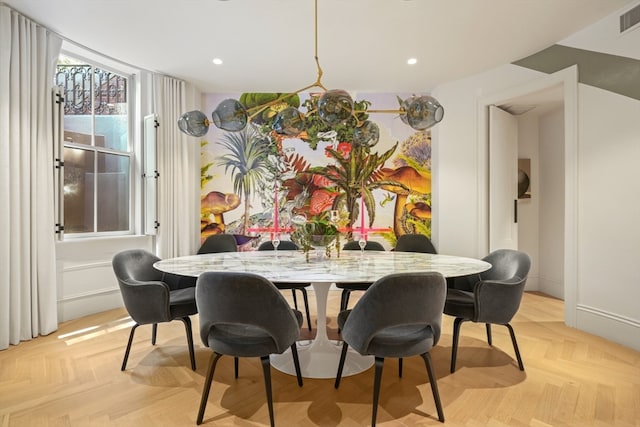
[0, 6, 62, 350]
[153, 75, 200, 258]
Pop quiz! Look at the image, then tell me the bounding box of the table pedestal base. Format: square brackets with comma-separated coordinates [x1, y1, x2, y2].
[271, 281, 373, 378]
[271, 339, 373, 379]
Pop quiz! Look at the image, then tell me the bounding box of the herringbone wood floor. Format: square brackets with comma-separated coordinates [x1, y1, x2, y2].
[1, 291, 638, 426]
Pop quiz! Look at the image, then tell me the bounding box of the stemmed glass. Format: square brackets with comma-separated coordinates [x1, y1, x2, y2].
[358, 234, 367, 254]
[272, 234, 280, 256]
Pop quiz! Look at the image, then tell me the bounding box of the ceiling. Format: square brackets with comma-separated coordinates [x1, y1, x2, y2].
[3, 0, 633, 94]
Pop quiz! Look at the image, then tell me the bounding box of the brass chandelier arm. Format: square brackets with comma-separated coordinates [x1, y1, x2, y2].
[361, 108, 405, 114]
[177, 0, 443, 138]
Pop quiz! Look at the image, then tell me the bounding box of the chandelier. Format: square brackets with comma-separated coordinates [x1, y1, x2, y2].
[177, 0, 444, 143]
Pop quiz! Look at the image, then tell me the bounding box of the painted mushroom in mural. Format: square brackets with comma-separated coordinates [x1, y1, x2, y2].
[200, 191, 241, 242]
[406, 201, 432, 221]
[378, 166, 431, 236]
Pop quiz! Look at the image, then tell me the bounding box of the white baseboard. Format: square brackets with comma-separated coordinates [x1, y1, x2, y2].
[576, 304, 640, 351]
[57, 288, 123, 322]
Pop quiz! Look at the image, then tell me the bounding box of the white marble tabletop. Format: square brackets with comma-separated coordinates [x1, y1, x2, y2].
[154, 250, 490, 379]
[153, 250, 491, 283]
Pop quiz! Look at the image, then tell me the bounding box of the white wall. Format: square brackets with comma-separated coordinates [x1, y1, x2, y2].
[56, 236, 153, 322]
[431, 64, 542, 258]
[575, 84, 640, 346]
[432, 3, 640, 350]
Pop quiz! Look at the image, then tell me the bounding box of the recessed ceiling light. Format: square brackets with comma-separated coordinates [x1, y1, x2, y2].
[407, 58, 417, 65]
[212, 58, 223, 65]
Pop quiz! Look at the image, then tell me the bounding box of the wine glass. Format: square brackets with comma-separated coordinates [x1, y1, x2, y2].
[272, 235, 280, 255]
[358, 235, 367, 254]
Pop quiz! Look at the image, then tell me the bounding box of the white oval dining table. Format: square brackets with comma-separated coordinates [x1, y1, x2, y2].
[154, 249, 491, 379]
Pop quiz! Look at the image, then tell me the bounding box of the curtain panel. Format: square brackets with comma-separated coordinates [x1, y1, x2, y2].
[152, 75, 200, 259]
[0, 5, 62, 350]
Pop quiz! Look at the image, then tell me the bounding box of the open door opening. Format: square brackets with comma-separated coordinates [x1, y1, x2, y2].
[488, 85, 566, 301]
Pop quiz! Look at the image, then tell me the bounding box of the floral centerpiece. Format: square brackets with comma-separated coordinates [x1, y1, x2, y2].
[291, 213, 341, 262]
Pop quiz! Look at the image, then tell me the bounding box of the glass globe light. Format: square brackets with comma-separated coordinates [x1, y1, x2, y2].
[400, 95, 444, 131]
[211, 99, 248, 132]
[177, 110, 209, 137]
[317, 89, 353, 126]
[272, 107, 306, 136]
[353, 120, 380, 147]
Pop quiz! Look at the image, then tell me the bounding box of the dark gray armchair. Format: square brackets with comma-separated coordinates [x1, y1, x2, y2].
[394, 233, 437, 253]
[197, 234, 238, 254]
[257, 240, 312, 331]
[336, 240, 385, 312]
[444, 249, 531, 373]
[112, 249, 197, 371]
[195, 271, 303, 426]
[335, 272, 447, 425]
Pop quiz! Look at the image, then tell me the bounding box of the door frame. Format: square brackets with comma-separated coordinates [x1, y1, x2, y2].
[476, 65, 579, 327]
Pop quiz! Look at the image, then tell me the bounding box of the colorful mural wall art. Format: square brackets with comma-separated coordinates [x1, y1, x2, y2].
[200, 92, 432, 250]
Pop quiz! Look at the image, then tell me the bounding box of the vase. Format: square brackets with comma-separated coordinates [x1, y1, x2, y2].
[309, 234, 336, 260]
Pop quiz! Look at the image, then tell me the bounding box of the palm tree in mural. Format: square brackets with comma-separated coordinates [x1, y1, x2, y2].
[217, 124, 270, 233]
[309, 142, 405, 236]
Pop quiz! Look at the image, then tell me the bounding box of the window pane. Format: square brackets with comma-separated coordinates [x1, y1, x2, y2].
[56, 64, 93, 145]
[97, 153, 130, 232]
[95, 115, 128, 151]
[94, 68, 128, 151]
[55, 56, 132, 237]
[63, 147, 95, 233]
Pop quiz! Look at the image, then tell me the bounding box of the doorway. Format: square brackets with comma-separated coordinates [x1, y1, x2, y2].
[494, 85, 565, 299]
[477, 66, 579, 326]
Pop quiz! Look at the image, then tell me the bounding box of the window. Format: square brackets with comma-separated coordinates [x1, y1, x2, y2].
[54, 55, 133, 236]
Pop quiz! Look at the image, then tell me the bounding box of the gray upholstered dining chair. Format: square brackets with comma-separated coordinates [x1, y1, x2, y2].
[257, 240, 312, 331]
[112, 249, 197, 371]
[336, 240, 385, 312]
[195, 271, 303, 426]
[444, 249, 531, 373]
[394, 233, 437, 253]
[334, 272, 447, 425]
[197, 233, 238, 254]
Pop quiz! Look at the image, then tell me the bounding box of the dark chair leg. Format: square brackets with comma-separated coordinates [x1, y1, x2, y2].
[486, 323, 492, 346]
[234, 357, 239, 379]
[121, 324, 140, 371]
[300, 288, 312, 332]
[505, 323, 525, 371]
[421, 352, 445, 422]
[334, 342, 349, 388]
[290, 344, 303, 387]
[197, 352, 223, 425]
[291, 289, 299, 310]
[151, 323, 158, 345]
[179, 316, 196, 371]
[339, 290, 351, 312]
[337, 290, 350, 333]
[372, 357, 385, 427]
[450, 317, 467, 373]
[260, 356, 275, 427]
[399, 358, 403, 378]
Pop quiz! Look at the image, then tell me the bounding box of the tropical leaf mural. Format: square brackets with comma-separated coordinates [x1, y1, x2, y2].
[200, 92, 432, 247]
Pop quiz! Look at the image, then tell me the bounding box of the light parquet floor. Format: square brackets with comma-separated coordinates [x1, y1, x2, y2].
[1, 291, 638, 426]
